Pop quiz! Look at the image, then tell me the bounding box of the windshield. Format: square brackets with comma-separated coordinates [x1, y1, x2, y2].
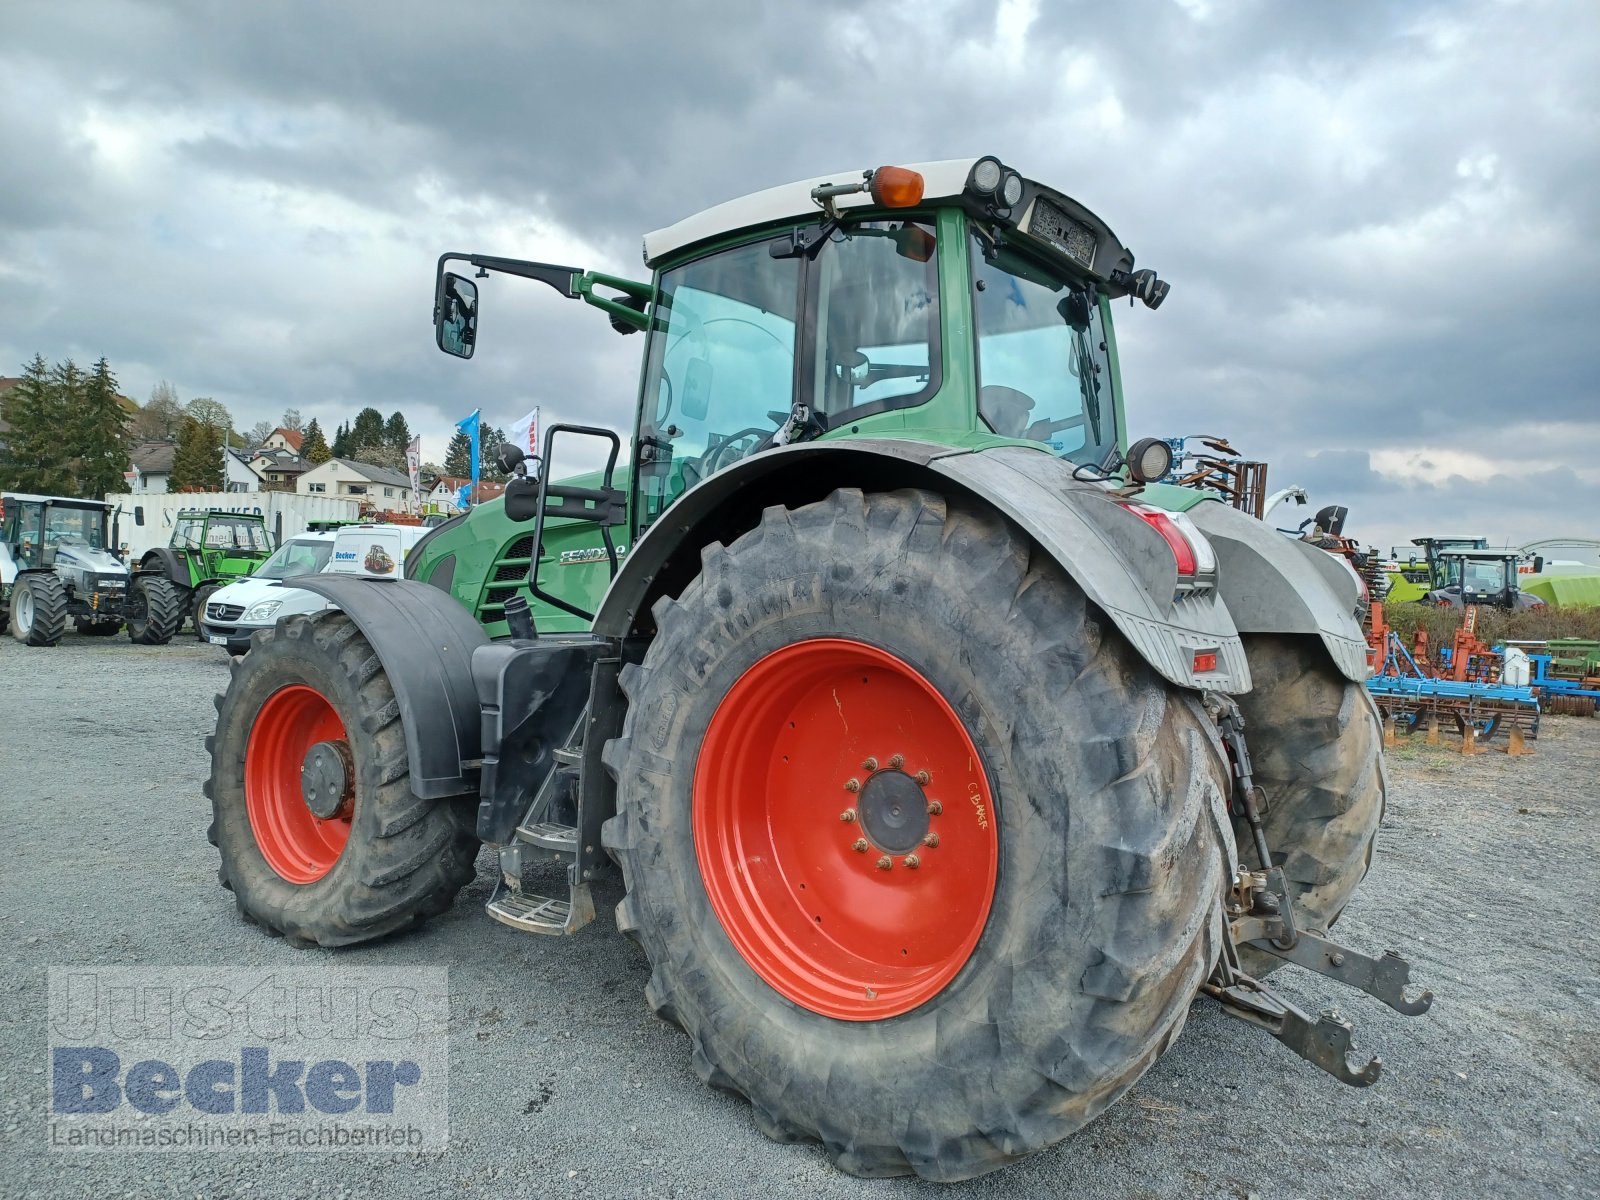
[255, 537, 333, 580]
[44, 505, 105, 549]
[1462, 559, 1508, 592]
[971, 229, 1118, 467]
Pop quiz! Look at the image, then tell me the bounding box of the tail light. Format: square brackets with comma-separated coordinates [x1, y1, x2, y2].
[1118, 503, 1216, 585]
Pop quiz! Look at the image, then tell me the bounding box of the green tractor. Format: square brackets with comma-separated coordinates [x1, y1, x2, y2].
[205, 158, 1428, 1179]
[136, 508, 276, 636]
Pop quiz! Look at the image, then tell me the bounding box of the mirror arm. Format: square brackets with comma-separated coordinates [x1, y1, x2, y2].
[574, 270, 653, 332]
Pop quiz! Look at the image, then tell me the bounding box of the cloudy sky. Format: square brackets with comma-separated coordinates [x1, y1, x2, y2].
[3, 0, 1595, 551]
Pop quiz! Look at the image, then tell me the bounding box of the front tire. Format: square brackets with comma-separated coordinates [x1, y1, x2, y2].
[205, 611, 479, 946]
[9, 574, 68, 646]
[603, 489, 1235, 1180]
[191, 583, 220, 640]
[125, 576, 183, 644]
[1233, 634, 1385, 976]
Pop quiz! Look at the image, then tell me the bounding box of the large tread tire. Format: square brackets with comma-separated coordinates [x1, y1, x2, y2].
[205, 611, 480, 946]
[602, 488, 1236, 1181]
[125, 576, 183, 645]
[191, 583, 221, 641]
[9, 573, 68, 646]
[1233, 633, 1385, 977]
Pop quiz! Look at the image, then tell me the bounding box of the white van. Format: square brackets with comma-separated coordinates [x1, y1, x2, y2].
[200, 523, 428, 653]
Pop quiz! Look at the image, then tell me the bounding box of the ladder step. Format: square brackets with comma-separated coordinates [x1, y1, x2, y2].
[516, 820, 578, 853]
[485, 890, 572, 934]
[552, 746, 583, 766]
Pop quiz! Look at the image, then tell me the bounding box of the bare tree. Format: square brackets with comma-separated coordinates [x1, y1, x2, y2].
[132, 380, 184, 441]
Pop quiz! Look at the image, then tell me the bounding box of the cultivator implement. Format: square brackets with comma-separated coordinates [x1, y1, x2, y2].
[1367, 630, 1540, 741]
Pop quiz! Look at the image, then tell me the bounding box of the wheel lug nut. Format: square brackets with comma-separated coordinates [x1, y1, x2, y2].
[852, 838, 869, 852]
[844, 777, 861, 793]
[876, 856, 892, 871]
[888, 754, 904, 769]
[904, 854, 921, 869]
[862, 757, 878, 772]
[922, 833, 939, 848]
[915, 769, 931, 785]
[840, 809, 857, 823]
[926, 801, 942, 815]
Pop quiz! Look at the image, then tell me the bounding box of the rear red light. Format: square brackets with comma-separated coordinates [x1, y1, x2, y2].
[1125, 507, 1198, 576]
[1192, 650, 1218, 673]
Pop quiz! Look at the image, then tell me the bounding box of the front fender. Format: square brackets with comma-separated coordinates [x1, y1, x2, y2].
[594, 440, 1252, 694]
[293, 576, 490, 799]
[1186, 501, 1368, 682]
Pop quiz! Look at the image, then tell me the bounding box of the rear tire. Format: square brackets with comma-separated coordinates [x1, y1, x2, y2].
[205, 611, 480, 946]
[1233, 634, 1385, 977]
[603, 489, 1235, 1180]
[125, 576, 183, 645]
[9, 574, 68, 646]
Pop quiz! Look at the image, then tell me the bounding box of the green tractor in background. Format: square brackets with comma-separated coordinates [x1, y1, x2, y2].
[135, 508, 276, 637]
[205, 158, 1428, 1179]
[1384, 535, 1488, 603]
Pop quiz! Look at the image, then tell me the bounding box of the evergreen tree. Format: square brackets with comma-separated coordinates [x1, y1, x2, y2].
[475, 423, 509, 481]
[73, 357, 132, 497]
[0, 354, 72, 494]
[331, 421, 351, 458]
[133, 380, 183, 441]
[382, 410, 411, 451]
[168, 416, 225, 491]
[302, 418, 331, 464]
[350, 407, 385, 452]
[443, 430, 473, 478]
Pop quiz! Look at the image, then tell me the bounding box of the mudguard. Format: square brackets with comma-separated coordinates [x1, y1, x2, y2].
[1187, 501, 1369, 682]
[139, 547, 191, 587]
[293, 575, 490, 799]
[593, 440, 1253, 694]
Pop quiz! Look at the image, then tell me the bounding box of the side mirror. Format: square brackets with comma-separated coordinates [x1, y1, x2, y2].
[134, 506, 145, 527]
[435, 271, 479, 359]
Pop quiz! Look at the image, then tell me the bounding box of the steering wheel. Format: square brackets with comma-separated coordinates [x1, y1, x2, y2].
[703, 426, 775, 474]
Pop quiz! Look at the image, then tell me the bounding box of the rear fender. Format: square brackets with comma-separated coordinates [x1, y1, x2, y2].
[292, 576, 490, 799]
[593, 440, 1252, 693]
[1186, 501, 1368, 682]
[139, 547, 192, 587]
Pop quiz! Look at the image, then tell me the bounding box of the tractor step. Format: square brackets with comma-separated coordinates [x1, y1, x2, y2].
[485, 882, 595, 936]
[517, 820, 578, 853]
[551, 746, 583, 766]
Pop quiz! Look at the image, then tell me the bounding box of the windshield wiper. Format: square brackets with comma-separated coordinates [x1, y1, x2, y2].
[1075, 333, 1102, 446]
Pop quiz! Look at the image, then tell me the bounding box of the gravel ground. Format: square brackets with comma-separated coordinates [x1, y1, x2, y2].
[2, 633, 1597, 1198]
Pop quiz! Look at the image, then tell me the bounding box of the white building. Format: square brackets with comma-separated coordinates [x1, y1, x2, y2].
[247, 447, 310, 488]
[128, 441, 177, 493]
[297, 458, 416, 509]
[225, 449, 263, 493]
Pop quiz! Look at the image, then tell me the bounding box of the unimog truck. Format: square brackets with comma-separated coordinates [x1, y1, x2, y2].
[1, 493, 183, 646]
[206, 158, 1430, 1179]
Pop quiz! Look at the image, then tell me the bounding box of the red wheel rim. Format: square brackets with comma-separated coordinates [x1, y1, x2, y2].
[245, 684, 352, 884]
[694, 638, 998, 1020]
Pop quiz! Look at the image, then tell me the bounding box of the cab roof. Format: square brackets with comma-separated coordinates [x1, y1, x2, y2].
[1, 492, 111, 509]
[643, 157, 1136, 283]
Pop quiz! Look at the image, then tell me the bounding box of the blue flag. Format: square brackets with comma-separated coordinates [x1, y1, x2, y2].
[455, 409, 481, 493]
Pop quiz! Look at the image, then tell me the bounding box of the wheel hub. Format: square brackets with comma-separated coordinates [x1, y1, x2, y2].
[301, 740, 354, 820]
[857, 769, 929, 854]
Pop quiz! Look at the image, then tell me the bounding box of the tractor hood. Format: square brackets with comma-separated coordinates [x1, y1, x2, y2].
[53, 543, 128, 576]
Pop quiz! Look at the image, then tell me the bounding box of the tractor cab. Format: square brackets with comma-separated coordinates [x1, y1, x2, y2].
[424, 158, 1176, 632]
[1425, 550, 1545, 611]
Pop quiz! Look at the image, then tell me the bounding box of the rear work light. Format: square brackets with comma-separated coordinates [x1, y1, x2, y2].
[1118, 503, 1217, 585]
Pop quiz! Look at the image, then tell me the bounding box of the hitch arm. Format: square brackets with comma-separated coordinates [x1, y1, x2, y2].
[1252, 930, 1434, 1017]
[1203, 974, 1382, 1088]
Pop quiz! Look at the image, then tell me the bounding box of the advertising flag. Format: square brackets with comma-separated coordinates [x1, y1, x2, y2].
[507, 406, 541, 460]
[405, 436, 422, 508]
[455, 409, 481, 499]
